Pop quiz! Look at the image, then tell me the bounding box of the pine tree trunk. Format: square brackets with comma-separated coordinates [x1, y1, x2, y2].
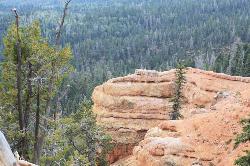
[23, 61, 32, 159]
[24, 62, 32, 128]
[33, 80, 40, 164]
[13, 9, 25, 158]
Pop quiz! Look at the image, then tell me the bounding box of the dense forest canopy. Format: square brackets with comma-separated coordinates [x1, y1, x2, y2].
[0, 0, 250, 105]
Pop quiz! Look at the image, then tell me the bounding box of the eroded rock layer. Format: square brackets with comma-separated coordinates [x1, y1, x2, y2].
[92, 68, 250, 164]
[113, 93, 250, 166]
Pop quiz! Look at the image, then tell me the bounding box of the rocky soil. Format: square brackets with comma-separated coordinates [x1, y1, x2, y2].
[92, 68, 250, 165]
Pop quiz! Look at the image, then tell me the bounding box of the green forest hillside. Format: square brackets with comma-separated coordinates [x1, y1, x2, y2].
[1, 0, 250, 110]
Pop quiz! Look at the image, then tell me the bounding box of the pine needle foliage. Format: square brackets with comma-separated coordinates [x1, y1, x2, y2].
[234, 117, 250, 166]
[42, 100, 113, 166]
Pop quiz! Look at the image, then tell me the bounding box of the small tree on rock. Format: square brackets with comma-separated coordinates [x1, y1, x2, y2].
[170, 61, 186, 120]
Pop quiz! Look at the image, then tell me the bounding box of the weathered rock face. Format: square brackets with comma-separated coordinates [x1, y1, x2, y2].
[92, 68, 250, 164]
[92, 69, 177, 162]
[125, 93, 250, 166]
[92, 69, 175, 162]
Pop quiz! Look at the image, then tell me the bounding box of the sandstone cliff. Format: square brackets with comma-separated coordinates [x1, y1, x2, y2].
[92, 68, 250, 165]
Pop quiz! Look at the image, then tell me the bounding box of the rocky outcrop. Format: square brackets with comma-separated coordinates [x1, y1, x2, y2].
[92, 69, 176, 162]
[124, 94, 250, 166]
[92, 68, 250, 164]
[121, 92, 250, 166]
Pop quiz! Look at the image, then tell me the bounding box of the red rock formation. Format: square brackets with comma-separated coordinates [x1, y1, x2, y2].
[125, 93, 250, 166]
[92, 68, 250, 165]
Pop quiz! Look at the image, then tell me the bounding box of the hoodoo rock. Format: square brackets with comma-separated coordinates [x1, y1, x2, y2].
[92, 68, 250, 165]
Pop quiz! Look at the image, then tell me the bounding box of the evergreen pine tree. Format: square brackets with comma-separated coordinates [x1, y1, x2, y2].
[170, 61, 186, 120]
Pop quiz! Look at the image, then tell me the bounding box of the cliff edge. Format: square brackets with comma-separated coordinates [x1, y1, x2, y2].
[92, 67, 250, 165]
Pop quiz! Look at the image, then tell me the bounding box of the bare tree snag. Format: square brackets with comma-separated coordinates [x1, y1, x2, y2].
[36, 0, 72, 164]
[12, 8, 27, 158]
[55, 0, 72, 46]
[12, 8, 24, 134]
